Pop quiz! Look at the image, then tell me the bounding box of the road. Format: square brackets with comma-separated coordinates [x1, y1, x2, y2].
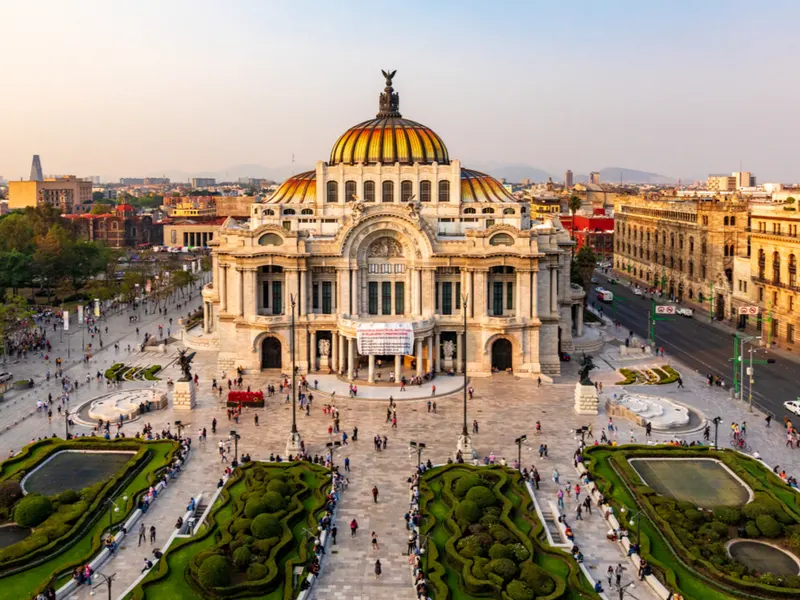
[589, 272, 799, 421]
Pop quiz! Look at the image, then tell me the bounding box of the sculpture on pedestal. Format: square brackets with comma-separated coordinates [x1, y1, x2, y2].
[578, 353, 596, 385]
[318, 338, 331, 357]
[177, 349, 194, 382]
[442, 340, 455, 360]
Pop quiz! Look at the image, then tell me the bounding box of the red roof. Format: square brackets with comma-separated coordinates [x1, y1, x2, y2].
[116, 203, 134, 212]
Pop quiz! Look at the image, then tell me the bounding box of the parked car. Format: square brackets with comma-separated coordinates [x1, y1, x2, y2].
[590, 277, 598, 284]
[559, 352, 571, 362]
[676, 307, 693, 317]
[784, 400, 800, 417]
[632, 288, 643, 296]
[0, 373, 12, 383]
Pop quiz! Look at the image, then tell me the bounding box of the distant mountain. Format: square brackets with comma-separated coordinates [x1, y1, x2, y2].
[152, 164, 307, 184]
[469, 162, 553, 183]
[588, 167, 677, 185]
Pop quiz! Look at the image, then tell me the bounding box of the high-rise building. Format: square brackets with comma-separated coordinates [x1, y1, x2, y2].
[589, 171, 600, 185]
[191, 177, 216, 188]
[564, 170, 573, 189]
[29, 155, 43, 182]
[708, 172, 756, 191]
[9, 175, 92, 213]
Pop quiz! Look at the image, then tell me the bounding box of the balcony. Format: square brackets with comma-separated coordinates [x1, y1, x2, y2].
[750, 275, 800, 293]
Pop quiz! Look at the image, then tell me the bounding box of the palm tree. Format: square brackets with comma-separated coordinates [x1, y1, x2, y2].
[567, 194, 582, 260]
[575, 245, 598, 305]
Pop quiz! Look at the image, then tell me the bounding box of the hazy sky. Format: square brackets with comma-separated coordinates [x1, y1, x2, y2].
[1, 0, 798, 182]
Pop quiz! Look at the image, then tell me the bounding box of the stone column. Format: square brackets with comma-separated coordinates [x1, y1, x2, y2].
[395, 354, 402, 381]
[474, 270, 486, 317]
[220, 265, 228, 312]
[339, 334, 346, 375]
[203, 302, 209, 332]
[339, 268, 351, 317]
[331, 331, 339, 372]
[347, 337, 355, 380]
[464, 270, 473, 318]
[416, 338, 423, 377]
[299, 270, 307, 316]
[285, 270, 299, 316]
[423, 269, 436, 316]
[236, 268, 244, 317]
[434, 332, 441, 372]
[350, 267, 358, 316]
[456, 332, 463, 373]
[368, 353, 375, 383]
[310, 330, 317, 371]
[427, 335, 434, 372]
[576, 304, 584, 337]
[550, 266, 558, 315]
[410, 269, 419, 315]
[531, 269, 538, 318]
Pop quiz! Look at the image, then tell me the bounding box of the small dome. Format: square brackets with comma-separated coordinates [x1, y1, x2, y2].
[266, 170, 316, 204]
[329, 71, 449, 166]
[460, 169, 515, 203]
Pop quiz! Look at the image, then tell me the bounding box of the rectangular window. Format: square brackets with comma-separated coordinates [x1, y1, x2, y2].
[455, 281, 461, 309]
[759, 287, 764, 302]
[262, 282, 269, 308]
[493, 281, 503, 316]
[772, 318, 779, 338]
[322, 281, 332, 314]
[395, 282, 404, 315]
[170, 230, 176, 244]
[790, 296, 794, 312]
[788, 324, 795, 343]
[272, 281, 282, 315]
[506, 281, 514, 310]
[382, 281, 391, 315]
[435, 282, 439, 310]
[442, 282, 453, 315]
[312, 283, 319, 310]
[369, 282, 378, 315]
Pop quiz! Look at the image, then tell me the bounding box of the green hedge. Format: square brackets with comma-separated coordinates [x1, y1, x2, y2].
[104, 363, 124, 380]
[616, 368, 638, 385]
[585, 445, 800, 598]
[419, 464, 599, 600]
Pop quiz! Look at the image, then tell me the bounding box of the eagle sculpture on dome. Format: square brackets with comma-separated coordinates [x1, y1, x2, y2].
[378, 70, 401, 117]
[381, 69, 396, 87]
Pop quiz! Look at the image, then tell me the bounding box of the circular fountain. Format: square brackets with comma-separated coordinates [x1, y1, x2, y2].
[727, 539, 800, 576]
[77, 388, 168, 425]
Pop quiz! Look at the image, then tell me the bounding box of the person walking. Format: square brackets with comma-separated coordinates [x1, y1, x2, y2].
[344, 456, 350, 472]
[371, 531, 379, 550]
[350, 518, 359, 537]
[149, 525, 156, 544]
[331, 525, 337, 545]
[677, 376, 684, 388]
[576, 504, 583, 520]
[615, 564, 623, 587]
[766, 414, 772, 427]
[557, 489, 565, 511]
[138, 522, 146, 546]
[372, 485, 379, 503]
[374, 559, 382, 580]
[607, 565, 614, 587]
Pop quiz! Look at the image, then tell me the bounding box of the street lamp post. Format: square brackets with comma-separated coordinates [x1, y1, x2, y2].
[409, 441, 426, 469]
[514, 435, 527, 472]
[286, 295, 302, 455]
[230, 430, 240, 466]
[91, 572, 116, 600]
[616, 581, 636, 600]
[325, 441, 341, 483]
[105, 495, 128, 535]
[174, 420, 185, 439]
[712, 416, 722, 449]
[64, 409, 70, 440]
[620, 506, 643, 547]
[457, 293, 473, 457]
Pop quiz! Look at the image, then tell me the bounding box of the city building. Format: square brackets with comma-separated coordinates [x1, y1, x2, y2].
[746, 204, 800, 348]
[165, 198, 217, 218]
[64, 204, 163, 247]
[8, 175, 92, 213]
[707, 171, 756, 191]
[589, 171, 600, 185]
[561, 209, 614, 259]
[30, 155, 43, 181]
[613, 195, 748, 319]
[529, 196, 561, 221]
[191, 177, 216, 188]
[199, 73, 580, 377]
[570, 182, 623, 213]
[163, 217, 225, 248]
[564, 169, 573, 189]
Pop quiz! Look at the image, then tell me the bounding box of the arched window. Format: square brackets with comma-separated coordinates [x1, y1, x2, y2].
[670, 233, 675, 248]
[301, 209, 313, 215]
[262, 208, 274, 216]
[724, 216, 730, 226]
[345, 180, 357, 202]
[689, 236, 694, 253]
[731, 216, 736, 226]
[482, 207, 495, 214]
[363, 181, 375, 202]
[382, 180, 394, 203]
[790, 254, 797, 287]
[438, 180, 450, 202]
[701, 241, 707, 255]
[689, 261, 694, 277]
[401, 180, 413, 202]
[326, 181, 338, 203]
[464, 207, 476, 214]
[724, 245, 729, 257]
[489, 233, 514, 246]
[419, 180, 431, 202]
[773, 251, 781, 283]
[679, 235, 683, 249]
[283, 209, 295, 215]
[678, 259, 683, 272]
[258, 233, 283, 246]
[503, 208, 515, 215]
[670, 257, 674, 268]
[689, 288, 694, 300]
[758, 249, 766, 279]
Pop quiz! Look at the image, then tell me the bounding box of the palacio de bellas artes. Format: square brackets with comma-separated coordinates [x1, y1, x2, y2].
[199, 73, 581, 382]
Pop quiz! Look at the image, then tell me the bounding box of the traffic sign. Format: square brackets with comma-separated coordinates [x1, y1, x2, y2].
[738, 306, 759, 315]
[655, 305, 676, 315]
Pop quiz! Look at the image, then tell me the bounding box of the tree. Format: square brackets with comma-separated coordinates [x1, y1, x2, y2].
[0, 214, 34, 253]
[575, 245, 598, 305]
[0, 251, 33, 294]
[0, 295, 34, 358]
[568, 195, 582, 259]
[90, 204, 113, 215]
[92, 191, 106, 202]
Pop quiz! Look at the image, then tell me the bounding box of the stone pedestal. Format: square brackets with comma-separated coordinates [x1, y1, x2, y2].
[574, 382, 599, 415]
[320, 356, 330, 369]
[285, 431, 303, 457]
[443, 358, 454, 372]
[457, 434, 476, 459]
[173, 380, 196, 410]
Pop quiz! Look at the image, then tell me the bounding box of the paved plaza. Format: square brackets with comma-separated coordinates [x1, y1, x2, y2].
[0, 299, 798, 600]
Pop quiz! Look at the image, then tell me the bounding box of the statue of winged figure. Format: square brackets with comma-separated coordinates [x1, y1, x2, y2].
[382, 69, 396, 87]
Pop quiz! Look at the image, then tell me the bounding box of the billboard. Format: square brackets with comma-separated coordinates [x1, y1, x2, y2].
[357, 323, 414, 356]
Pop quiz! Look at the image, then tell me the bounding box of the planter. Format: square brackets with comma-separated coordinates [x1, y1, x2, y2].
[13, 381, 32, 391]
[227, 390, 265, 408]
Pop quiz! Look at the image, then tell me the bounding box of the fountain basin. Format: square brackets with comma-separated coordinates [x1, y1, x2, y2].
[727, 539, 800, 576]
[0, 524, 31, 548]
[613, 392, 690, 429]
[21, 450, 136, 496]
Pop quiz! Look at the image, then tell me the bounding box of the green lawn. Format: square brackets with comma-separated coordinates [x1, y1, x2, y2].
[0, 440, 177, 598]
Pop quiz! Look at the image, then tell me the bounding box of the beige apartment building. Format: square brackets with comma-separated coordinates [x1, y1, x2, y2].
[199, 74, 581, 377]
[8, 176, 92, 213]
[613, 195, 749, 319]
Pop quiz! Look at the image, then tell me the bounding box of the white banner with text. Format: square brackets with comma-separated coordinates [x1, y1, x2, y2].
[357, 323, 414, 356]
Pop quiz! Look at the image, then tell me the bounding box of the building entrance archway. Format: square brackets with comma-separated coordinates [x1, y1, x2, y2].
[261, 337, 282, 369]
[491, 338, 512, 372]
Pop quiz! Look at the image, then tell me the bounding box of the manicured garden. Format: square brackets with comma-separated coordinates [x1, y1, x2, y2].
[0, 438, 179, 598]
[584, 445, 800, 600]
[104, 363, 162, 381]
[129, 461, 330, 599]
[418, 464, 599, 600]
[616, 365, 680, 385]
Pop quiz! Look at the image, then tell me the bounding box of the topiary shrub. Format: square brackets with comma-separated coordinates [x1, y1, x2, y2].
[506, 579, 535, 600]
[684, 508, 705, 524]
[487, 558, 517, 582]
[0, 481, 23, 509]
[230, 518, 252, 535]
[251, 513, 281, 539]
[520, 563, 555, 596]
[713, 506, 741, 525]
[252, 468, 266, 481]
[55, 489, 81, 505]
[455, 500, 481, 524]
[456, 534, 486, 559]
[244, 498, 269, 519]
[252, 537, 278, 556]
[509, 543, 530, 562]
[454, 474, 483, 498]
[232, 545, 253, 570]
[756, 514, 782, 538]
[744, 520, 760, 538]
[466, 486, 496, 509]
[266, 479, 289, 496]
[247, 562, 268, 581]
[261, 490, 285, 513]
[742, 499, 779, 520]
[14, 494, 53, 527]
[198, 555, 230, 588]
[480, 513, 499, 528]
[489, 524, 516, 544]
[488, 543, 512, 560]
